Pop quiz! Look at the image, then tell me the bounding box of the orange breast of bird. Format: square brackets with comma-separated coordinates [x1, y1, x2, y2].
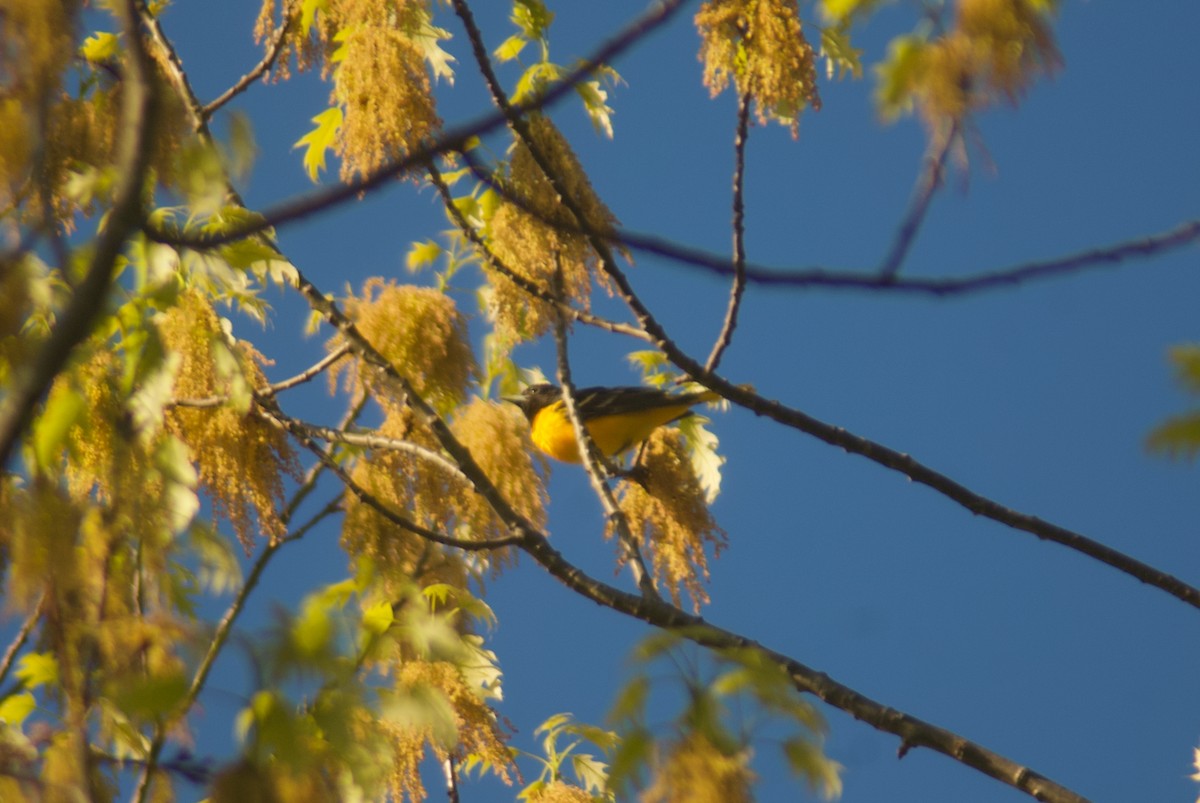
[530, 401, 702, 463]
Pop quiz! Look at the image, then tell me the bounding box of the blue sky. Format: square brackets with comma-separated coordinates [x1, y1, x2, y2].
[97, 1, 1200, 800]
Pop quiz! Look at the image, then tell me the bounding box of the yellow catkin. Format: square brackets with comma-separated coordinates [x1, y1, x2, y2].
[386, 660, 513, 802]
[641, 733, 755, 803]
[451, 398, 548, 545]
[528, 781, 596, 803]
[696, 0, 821, 136]
[159, 291, 297, 551]
[913, 0, 1060, 128]
[334, 280, 476, 416]
[341, 409, 472, 595]
[485, 115, 619, 342]
[613, 429, 727, 611]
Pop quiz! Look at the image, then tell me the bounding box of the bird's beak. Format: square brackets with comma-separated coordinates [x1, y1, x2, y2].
[500, 394, 524, 407]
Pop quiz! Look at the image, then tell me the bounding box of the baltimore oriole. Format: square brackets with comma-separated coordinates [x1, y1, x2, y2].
[503, 383, 720, 463]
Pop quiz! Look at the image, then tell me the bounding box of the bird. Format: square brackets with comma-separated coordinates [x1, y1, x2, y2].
[503, 383, 720, 464]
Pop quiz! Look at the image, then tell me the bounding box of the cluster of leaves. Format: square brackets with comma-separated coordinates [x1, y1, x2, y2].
[875, 0, 1061, 130]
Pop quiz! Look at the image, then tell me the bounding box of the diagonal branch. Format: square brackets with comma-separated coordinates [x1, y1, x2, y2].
[518, 532, 1090, 803]
[877, 122, 957, 280]
[0, 597, 42, 687]
[705, 90, 752, 373]
[678, 349, 1200, 610]
[0, 0, 158, 468]
[549, 267, 660, 600]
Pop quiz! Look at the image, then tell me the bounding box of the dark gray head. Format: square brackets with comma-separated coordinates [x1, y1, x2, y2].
[501, 383, 561, 422]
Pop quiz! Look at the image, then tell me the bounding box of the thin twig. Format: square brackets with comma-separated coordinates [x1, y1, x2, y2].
[705, 91, 751, 373]
[443, 756, 460, 803]
[201, 0, 298, 119]
[170, 345, 350, 408]
[0, 597, 42, 687]
[0, 0, 157, 468]
[877, 122, 957, 280]
[290, 418, 472, 485]
[549, 265, 660, 600]
[142, 0, 691, 252]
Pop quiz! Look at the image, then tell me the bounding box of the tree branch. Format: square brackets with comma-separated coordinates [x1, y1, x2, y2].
[256, 396, 526, 552]
[170, 345, 350, 408]
[674, 360, 1200, 611]
[0, 0, 158, 468]
[705, 90, 751, 373]
[453, 101, 1200, 612]
[0, 597, 42, 687]
[515, 529, 1089, 803]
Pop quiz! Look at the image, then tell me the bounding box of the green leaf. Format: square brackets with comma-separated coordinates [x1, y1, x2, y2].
[380, 684, 459, 748]
[361, 599, 395, 636]
[300, 0, 328, 35]
[494, 34, 528, 63]
[677, 414, 724, 503]
[16, 653, 59, 690]
[110, 673, 188, 720]
[33, 384, 85, 472]
[226, 111, 257, 180]
[608, 674, 649, 724]
[875, 35, 927, 121]
[782, 736, 844, 799]
[0, 692, 36, 727]
[154, 435, 200, 536]
[1147, 413, 1200, 460]
[576, 77, 615, 139]
[294, 107, 343, 182]
[292, 594, 335, 657]
[184, 519, 242, 595]
[411, 13, 456, 85]
[819, 0, 886, 23]
[81, 32, 120, 63]
[512, 0, 554, 41]
[605, 726, 651, 797]
[821, 26, 864, 80]
[571, 753, 609, 794]
[406, 240, 443, 273]
[513, 62, 563, 104]
[1169, 344, 1200, 393]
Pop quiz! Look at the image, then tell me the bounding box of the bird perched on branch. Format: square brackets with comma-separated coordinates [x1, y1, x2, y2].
[504, 383, 720, 464]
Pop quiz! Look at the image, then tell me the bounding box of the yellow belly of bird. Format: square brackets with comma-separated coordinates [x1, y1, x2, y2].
[531, 403, 697, 463]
